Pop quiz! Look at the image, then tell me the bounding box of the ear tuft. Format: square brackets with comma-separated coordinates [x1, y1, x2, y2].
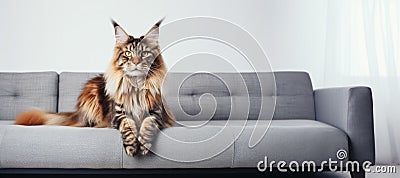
[111, 19, 129, 44]
[111, 19, 119, 28]
[145, 17, 165, 42]
[154, 17, 165, 27]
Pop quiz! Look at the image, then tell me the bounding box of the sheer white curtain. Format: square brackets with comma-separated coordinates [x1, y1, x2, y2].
[323, 0, 399, 164]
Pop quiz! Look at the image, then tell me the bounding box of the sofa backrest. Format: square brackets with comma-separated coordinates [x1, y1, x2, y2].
[272, 72, 315, 120]
[0, 71, 315, 121]
[58, 72, 101, 112]
[57, 71, 315, 121]
[0, 72, 58, 120]
[163, 72, 315, 121]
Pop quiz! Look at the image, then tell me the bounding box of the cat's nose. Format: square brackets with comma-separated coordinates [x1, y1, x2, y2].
[132, 56, 140, 65]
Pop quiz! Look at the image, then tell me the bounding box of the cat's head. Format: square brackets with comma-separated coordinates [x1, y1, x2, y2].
[111, 19, 164, 78]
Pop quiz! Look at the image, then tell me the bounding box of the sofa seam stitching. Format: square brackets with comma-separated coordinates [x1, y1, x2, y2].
[232, 133, 235, 168]
[346, 88, 351, 155]
[121, 138, 124, 169]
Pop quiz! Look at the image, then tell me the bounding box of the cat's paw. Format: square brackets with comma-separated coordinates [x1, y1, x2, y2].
[119, 118, 139, 157]
[138, 136, 152, 156]
[123, 136, 139, 156]
[124, 144, 138, 157]
[140, 144, 151, 156]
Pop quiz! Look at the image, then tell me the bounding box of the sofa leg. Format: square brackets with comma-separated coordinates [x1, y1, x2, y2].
[350, 170, 365, 178]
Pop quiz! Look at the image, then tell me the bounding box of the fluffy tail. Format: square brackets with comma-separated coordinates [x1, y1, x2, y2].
[15, 110, 78, 126]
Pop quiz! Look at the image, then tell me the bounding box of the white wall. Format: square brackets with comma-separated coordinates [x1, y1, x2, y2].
[1, 0, 399, 168]
[0, 0, 327, 80]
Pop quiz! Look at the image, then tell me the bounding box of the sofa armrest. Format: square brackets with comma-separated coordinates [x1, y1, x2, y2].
[314, 87, 375, 164]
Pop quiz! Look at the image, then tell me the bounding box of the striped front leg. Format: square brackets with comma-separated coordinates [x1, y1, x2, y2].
[138, 115, 160, 155]
[112, 103, 139, 157]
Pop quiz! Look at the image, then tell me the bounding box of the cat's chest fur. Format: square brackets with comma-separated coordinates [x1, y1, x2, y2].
[106, 75, 157, 125]
[123, 89, 148, 123]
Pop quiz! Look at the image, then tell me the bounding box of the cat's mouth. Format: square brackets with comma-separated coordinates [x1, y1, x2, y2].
[125, 69, 146, 77]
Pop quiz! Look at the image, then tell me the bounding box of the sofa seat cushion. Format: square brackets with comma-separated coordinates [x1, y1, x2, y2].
[175, 120, 348, 167]
[0, 125, 122, 169]
[0, 125, 235, 169]
[229, 120, 348, 167]
[122, 126, 235, 168]
[0, 120, 347, 169]
[123, 120, 347, 168]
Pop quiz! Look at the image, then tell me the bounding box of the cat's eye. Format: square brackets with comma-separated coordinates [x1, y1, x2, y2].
[124, 51, 132, 57]
[142, 51, 151, 57]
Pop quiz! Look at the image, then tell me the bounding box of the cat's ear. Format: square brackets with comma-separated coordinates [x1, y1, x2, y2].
[111, 19, 129, 44]
[144, 17, 164, 42]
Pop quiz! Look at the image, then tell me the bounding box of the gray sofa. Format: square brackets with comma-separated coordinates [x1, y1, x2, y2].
[0, 71, 374, 177]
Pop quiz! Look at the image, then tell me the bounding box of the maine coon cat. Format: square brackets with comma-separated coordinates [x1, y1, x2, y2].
[15, 19, 175, 156]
